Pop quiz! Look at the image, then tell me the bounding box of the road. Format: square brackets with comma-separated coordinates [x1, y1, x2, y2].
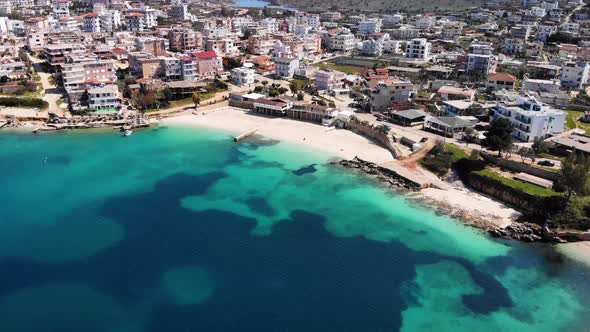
[29, 55, 66, 117]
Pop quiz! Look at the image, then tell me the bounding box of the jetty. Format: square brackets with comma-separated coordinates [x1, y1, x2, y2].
[234, 129, 258, 142]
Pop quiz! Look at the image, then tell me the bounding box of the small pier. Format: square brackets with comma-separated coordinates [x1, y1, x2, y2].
[234, 129, 258, 142]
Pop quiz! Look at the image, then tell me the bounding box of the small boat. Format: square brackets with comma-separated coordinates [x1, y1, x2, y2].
[123, 130, 133, 137]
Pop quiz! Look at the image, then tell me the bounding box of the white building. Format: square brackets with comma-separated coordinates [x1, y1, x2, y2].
[358, 19, 382, 34]
[522, 78, 561, 93]
[88, 85, 120, 110]
[560, 61, 590, 90]
[275, 57, 299, 79]
[315, 70, 340, 91]
[231, 65, 255, 86]
[329, 29, 357, 52]
[383, 14, 403, 24]
[0, 1, 11, 16]
[492, 96, 566, 142]
[361, 37, 385, 57]
[504, 38, 525, 55]
[405, 38, 431, 60]
[383, 40, 402, 54]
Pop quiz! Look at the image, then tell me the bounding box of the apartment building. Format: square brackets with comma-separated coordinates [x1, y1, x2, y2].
[492, 96, 566, 142]
[275, 57, 299, 79]
[43, 44, 86, 68]
[560, 61, 590, 90]
[61, 55, 116, 92]
[84, 13, 101, 33]
[87, 85, 121, 110]
[369, 79, 415, 112]
[194, 51, 221, 79]
[169, 29, 202, 52]
[405, 38, 431, 60]
[231, 65, 255, 86]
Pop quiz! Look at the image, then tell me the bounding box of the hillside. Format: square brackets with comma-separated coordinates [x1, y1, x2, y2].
[273, 0, 488, 13]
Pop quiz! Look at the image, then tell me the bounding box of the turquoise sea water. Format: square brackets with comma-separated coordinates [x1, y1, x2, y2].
[0, 125, 589, 331]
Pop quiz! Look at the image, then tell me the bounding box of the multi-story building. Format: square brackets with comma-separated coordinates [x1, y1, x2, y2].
[369, 79, 415, 112]
[492, 96, 566, 142]
[169, 29, 202, 52]
[486, 72, 517, 91]
[100, 10, 121, 32]
[248, 35, 276, 55]
[320, 12, 341, 21]
[329, 29, 357, 52]
[560, 61, 590, 90]
[168, 4, 189, 21]
[127, 7, 156, 28]
[275, 57, 299, 79]
[361, 37, 385, 57]
[26, 29, 46, 52]
[61, 55, 116, 92]
[504, 38, 525, 55]
[53, 0, 70, 19]
[194, 51, 221, 79]
[314, 70, 341, 91]
[136, 37, 168, 56]
[231, 65, 255, 86]
[510, 24, 531, 39]
[206, 38, 238, 56]
[159, 56, 182, 81]
[87, 85, 120, 110]
[0, 1, 11, 16]
[358, 19, 382, 34]
[405, 38, 431, 60]
[43, 44, 86, 68]
[180, 56, 196, 81]
[84, 13, 101, 33]
[383, 40, 402, 54]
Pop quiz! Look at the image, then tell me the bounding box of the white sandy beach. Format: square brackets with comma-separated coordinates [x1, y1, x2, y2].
[419, 187, 521, 228]
[163, 107, 395, 163]
[558, 242, 590, 267]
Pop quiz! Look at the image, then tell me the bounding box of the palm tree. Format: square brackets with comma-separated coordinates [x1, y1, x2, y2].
[192, 92, 201, 110]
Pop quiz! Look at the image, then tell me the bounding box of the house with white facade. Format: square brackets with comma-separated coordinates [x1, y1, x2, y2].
[560, 61, 590, 90]
[492, 96, 566, 142]
[275, 57, 299, 79]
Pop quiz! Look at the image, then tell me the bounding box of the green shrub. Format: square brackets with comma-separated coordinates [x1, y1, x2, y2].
[0, 97, 46, 108]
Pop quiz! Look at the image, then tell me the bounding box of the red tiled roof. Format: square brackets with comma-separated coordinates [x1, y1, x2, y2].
[85, 12, 98, 18]
[126, 12, 145, 17]
[255, 98, 287, 107]
[111, 47, 128, 54]
[179, 56, 193, 62]
[193, 51, 217, 59]
[488, 72, 517, 82]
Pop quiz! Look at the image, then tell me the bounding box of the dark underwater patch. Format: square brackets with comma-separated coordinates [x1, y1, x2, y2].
[292, 164, 317, 176]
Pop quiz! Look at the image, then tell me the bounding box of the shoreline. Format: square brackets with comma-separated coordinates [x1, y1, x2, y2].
[163, 108, 523, 230]
[163, 108, 395, 163]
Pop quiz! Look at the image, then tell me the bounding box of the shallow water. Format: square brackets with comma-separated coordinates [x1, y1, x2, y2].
[0, 125, 589, 331]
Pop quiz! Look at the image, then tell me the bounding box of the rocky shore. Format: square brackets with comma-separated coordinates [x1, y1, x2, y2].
[334, 157, 590, 244]
[333, 157, 421, 191]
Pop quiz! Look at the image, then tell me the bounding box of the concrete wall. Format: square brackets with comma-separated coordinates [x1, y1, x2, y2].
[481, 152, 560, 181]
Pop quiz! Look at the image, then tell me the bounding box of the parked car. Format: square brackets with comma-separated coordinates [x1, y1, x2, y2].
[537, 160, 555, 167]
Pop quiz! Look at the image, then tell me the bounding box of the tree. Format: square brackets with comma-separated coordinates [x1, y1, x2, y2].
[532, 137, 549, 155]
[297, 92, 304, 101]
[482, 118, 514, 157]
[463, 127, 476, 144]
[192, 92, 201, 108]
[278, 87, 288, 95]
[261, 80, 268, 87]
[556, 150, 590, 201]
[517, 146, 534, 163]
[289, 81, 300, 95]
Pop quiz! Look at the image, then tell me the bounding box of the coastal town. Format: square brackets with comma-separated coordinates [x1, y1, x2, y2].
[1, 0, 590, 247]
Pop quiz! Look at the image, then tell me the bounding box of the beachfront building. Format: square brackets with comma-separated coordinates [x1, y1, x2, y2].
[423, 116, 476, 137]
[491, 96, 566, 142]
[87, 85, 121, 111]
[253, 97, 294, 116]
[62, 56, 117, 92]
[369, 79, 416, 112]
[194, 51, 221, 79]
[405, 38, 431, 60]
[315, 70, 341, 91]
[275, 57, 299, 79]
[231, 65, 255, 86]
